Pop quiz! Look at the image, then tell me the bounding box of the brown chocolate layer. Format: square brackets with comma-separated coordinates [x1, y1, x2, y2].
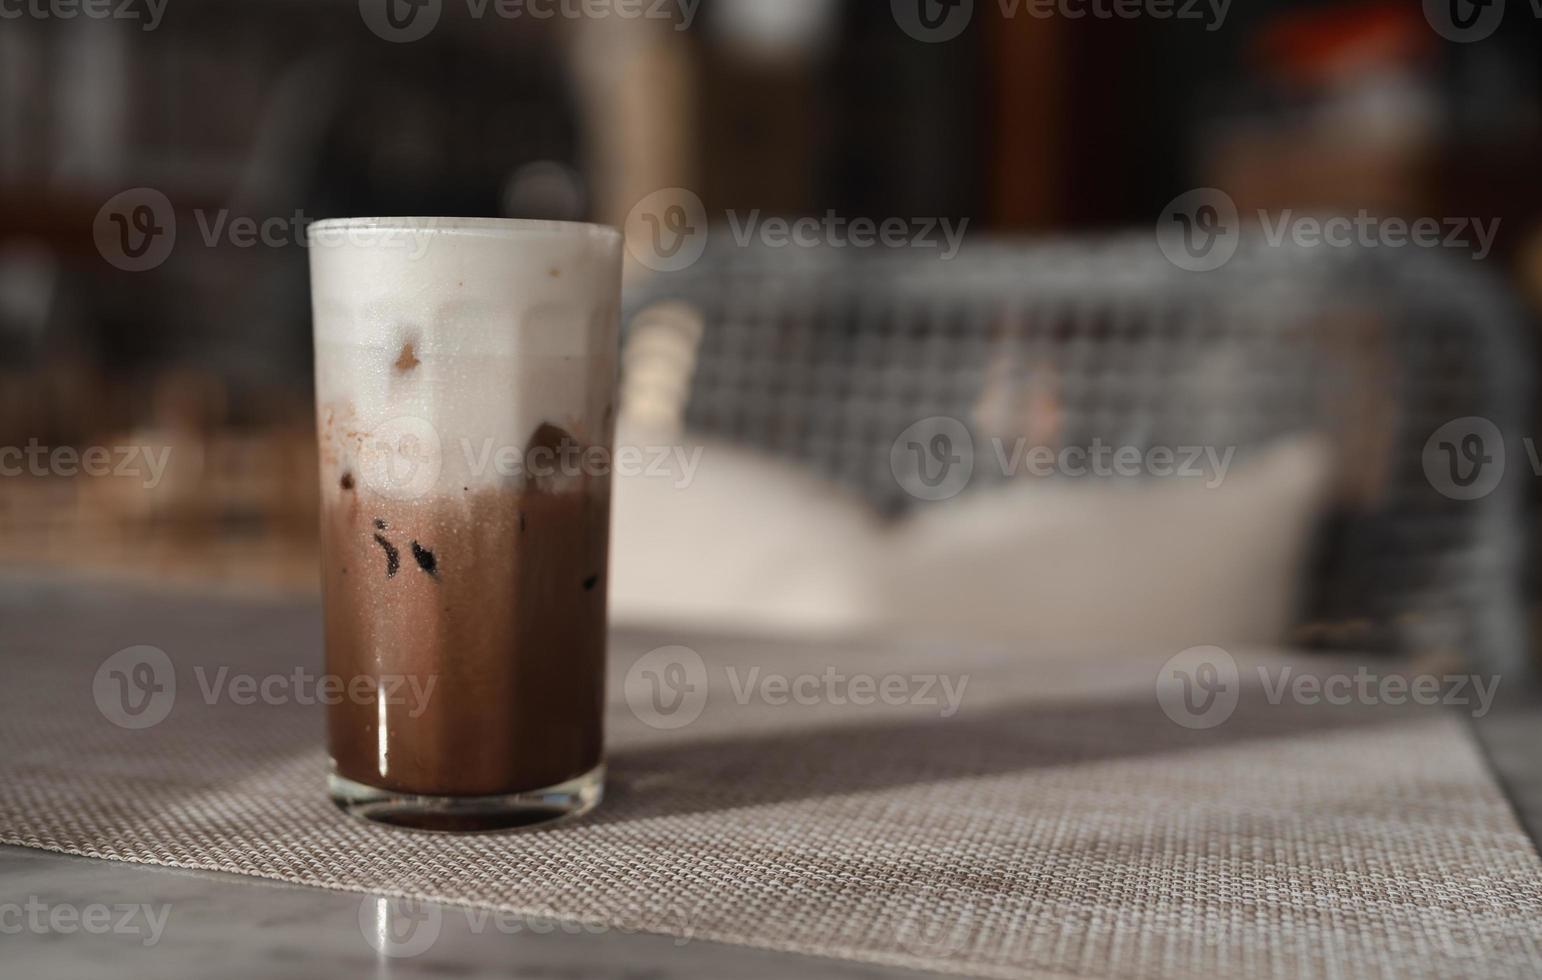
[321, 485, 608, 796]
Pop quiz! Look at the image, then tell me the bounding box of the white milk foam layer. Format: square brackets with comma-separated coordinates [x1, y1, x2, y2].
[309, 219, 623, 500]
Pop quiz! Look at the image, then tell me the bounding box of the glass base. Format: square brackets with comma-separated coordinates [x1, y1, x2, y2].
[328, 764, 604, 833]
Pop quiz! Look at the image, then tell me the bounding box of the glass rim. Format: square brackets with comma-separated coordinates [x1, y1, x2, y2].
[305, 216, 621, 242]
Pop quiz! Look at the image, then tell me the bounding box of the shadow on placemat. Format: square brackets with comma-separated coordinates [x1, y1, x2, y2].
[598, 687, 1409, 825]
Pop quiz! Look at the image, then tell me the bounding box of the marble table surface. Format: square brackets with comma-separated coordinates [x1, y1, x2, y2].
[0, 845, 939, 979]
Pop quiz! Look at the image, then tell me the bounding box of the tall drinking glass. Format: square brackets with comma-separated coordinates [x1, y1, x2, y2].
[307, 217, 621, 831]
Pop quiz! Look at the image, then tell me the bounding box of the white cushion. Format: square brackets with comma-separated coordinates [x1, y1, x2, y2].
[609, 430, 1331, 652]
[609, 426, 884, 637]
[878, 436, 1332, 653]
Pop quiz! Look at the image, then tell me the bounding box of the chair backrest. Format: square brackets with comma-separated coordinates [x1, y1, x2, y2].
[622, 236, 1531, 672]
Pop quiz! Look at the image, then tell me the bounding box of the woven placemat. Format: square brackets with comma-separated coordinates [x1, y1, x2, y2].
[2, 577, 1539, 979]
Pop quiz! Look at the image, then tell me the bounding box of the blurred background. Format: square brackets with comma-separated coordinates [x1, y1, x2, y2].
[2, 0, 1540, 673]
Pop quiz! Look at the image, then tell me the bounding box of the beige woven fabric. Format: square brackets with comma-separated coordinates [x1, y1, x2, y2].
[2, 579, 1540, 979]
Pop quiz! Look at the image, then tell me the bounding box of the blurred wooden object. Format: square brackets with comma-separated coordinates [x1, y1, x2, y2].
[0, 367, 318, 594]
[988, 8, 1063, 228]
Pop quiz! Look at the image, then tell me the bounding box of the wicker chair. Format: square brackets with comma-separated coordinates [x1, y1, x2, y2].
[622, 236, 1531, 673]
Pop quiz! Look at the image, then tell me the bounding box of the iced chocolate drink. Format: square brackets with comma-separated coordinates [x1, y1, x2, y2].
[308, 217, 621, 831]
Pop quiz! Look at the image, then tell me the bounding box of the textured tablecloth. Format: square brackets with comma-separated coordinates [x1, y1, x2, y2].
[2, 577, 1539, 979]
